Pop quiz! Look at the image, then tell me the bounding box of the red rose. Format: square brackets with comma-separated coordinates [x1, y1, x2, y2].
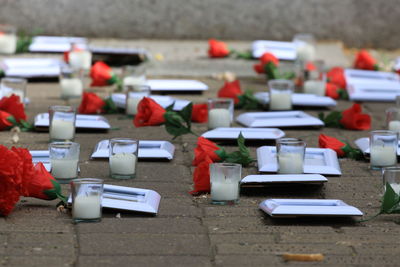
[134, 97, 166, 127]
[306, 62, 316, 71]
[189, 156, 213, 195]
[325, 83, 340, 99]
[354, 50, 378, 70]
[90, 61, 115, 86]
[0, 94, 27, 122]
[327, 67, 346, 89]
[217, 80, 243, 104]
[0, 110, 13, 130]
[78, 92, 106, 114]
[253, 52, 279, 74]
[11, 147, 36, 196]
[191, 103, 208, 123]
[192, 137, 223, 166]
[339, 103, 371, 130]
[208, 39, 230, 58]
[318, 134, 346, 157]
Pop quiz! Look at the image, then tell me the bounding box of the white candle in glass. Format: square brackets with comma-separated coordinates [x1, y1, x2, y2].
[50, 158, 78, 179]
[296, 44, 316, 62]
[304, 80, 326, 96]
[109, 153, 137, 175]
[50, 120, 75, 140]
[60, 78, 83, 98]
[270, 93, 292, 110]
[0, 34, 16, 54]
[208, 108, 231, 129]
[69, 50, 92, 70]
[126, 97, 143, 115]
[72, 195, 101, 219]
[370, 146, 397, 167]
[278, 153, 304, 174]
[389, 121, 400, 133]
[211, 181, 239, 201]
[123, 76, 147, 87]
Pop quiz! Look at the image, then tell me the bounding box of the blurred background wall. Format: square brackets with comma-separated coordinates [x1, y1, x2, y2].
[0, 0, 399, 49]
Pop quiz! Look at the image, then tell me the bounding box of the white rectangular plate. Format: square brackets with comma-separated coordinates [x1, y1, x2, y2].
[91, 139, 175, 160]
[259, 198, 363, 217]
[355, 137, 400, 155]
[202, 127, 285, 140]
[254, 92, 337, 107]
[146, 79, 208, 92]
[347, 83, 400, 102]
[111, 93, 190, 111]
[28, 36, 88, 52]
[236, 111, 324, 128]
[345, 69, 400, 85]
[68, 184, 161, 215]
[257, 146, 341, 175]
[241, 174, 328, 185]
[1, 58, 64, 78]
[252, 40, 297, 60]
[34, 113, 111, 130]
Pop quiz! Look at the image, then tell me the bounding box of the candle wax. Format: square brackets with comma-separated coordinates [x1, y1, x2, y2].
[123, 76, 147, 87]
[60, 78, 83, 98]
[208, 108, 231, 129]
[370, 145, 397, 167]
[72, 194, 101, 219]
[51, 158, 79, 179]
[304, 80, 326, 96]
[211, 181, 239, 201]
[126, 97, 143, 115]
[296, 44, 316, 62]
[389, 120, 400, 133]
[278, 152, 304, 174]
[270, 93, 292, 110]
[109, 153, 137, 175]
[69, 50, 92, 70]
[50, 120, 75, 140]
[0, 34, 16, 54]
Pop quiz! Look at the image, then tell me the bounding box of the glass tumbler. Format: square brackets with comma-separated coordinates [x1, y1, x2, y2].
[49, 142, 80, 183]
[276, 138, 307, 174]
[71, 178, 103, 223]
[109, 138, 139, 179]
[303, 60, 326, 96]
[0, 24, 17, 54]
[210, 163, 242, 205]
[293, 33, 316, 63]
[125, 85, 151, 115]
[122, 65, 147, 90]
[386, 107, 400, 135]
[49, 105, 76, 142]
[268, 79, 294, 110]
[370, 130, 398, 170]
[383, 167, 400, 195]
[207, 98, 234, 129]
[59, 65, 84, 100]
[0, 77, 27, 102]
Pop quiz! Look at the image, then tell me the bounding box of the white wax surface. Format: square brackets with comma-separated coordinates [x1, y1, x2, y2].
[278, 153, 304, 174]
[51, 158, 78, 179]
[211, 181, 239, 201]
[296, 44, 316, 62]
[69, 50, 92, 70]
[270, 93, 292, 110]
[370, 145, 397, 167]
[60, 78, 83, 98]
[304, 80, 326, 96]
[389, 121, 400, 133]
[126, 97, 143, 115]
[123, 76, 147, 87]
[50, 120, 75, 140]
[208, 108, 231, 129]
[72, 195, 101, 219]
[109, 153, 137, 175]
[0, 34, 16, 54]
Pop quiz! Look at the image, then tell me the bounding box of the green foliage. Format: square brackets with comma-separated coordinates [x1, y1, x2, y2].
[223, 133, 255, 166]
[103, 97, 118, 114]
[164, 102, 196, 139]
[237, 90, 262, 110]
[318, 111, 343, 128]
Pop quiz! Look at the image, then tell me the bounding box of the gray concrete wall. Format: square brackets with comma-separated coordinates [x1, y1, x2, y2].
[0, 0, 399, 49]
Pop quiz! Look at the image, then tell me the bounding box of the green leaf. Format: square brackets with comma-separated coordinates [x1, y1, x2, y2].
[338, 89, 349, 100]
[165, 103, 174, 112]
[341, 143, 364, 160]
[237, 90, 261, 110]
[6, 116, 17, 126]
[319, 111, 343, 128]
[215, 148, 227, 161]
[224, 133, 255, 166]
[381, 182, 400, 214]
[230, 49, 253, 60]
[19, 120, 34, 132]
[164, 111, 193, 139]
[16, 32, 32, 53]
[103, 97, 118, 114]
[178, 102, 193, 126]
[43, 180, 67, 204]
[264, 62, 279, 80]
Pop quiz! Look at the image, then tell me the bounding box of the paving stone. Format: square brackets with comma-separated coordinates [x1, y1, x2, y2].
[5, 256, 75, 267]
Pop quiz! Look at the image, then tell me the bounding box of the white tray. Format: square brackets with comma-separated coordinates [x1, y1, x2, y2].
[28, 36, 88, 52]
[254, 92, 337, 107]
[1, 58, 64, 78]
[345, 69, 400, 85]
[252, 40, 297, 60]
[202, 127, 285, 140]
[355, 137, 400, 155]
[236, 111, 324, 128]
[241, 174, 327, 186]
[146, 79, 208, 92]
[34, 113, 111, 130]
[111, 93, 190, 111]
[91, 139, 175, 160]
[257, 146, 341, 175]
[68, 184, 161, 214]
[259, 199, 363, 217]
[347, 83, 400, 102]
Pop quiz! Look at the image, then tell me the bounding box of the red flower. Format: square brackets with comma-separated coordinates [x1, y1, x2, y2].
[0, 95, 27, 122]
[325, 83, 340, 99]
[134, 97, 166, 127]
[217, 80, 243, 104]
[0, 110, 13, 130]
[191, 103, 208, 123]
[318, 134, 346, 157]
[208, 39, 230, 58]
[189, 156, 212, 195]
[253, 52, 279, 74]
[339, 103, 371, 130]
[354, 50, 378, 71]
[192, 137, 222, 166]
[306, 62, 316, 71]
[78, 92, 106, 114]
[327, 67, 346, 89]
[90, 61, 114, 86]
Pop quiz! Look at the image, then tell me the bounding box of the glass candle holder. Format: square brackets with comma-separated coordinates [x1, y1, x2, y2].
[109, 138, 139, 179]
[268, 79, 294, 110]
[276, 138, 306, 174]
[125, 85, 151, 115]
[49, 105, 76, 142]
[49, 142, 80, 183]
[303, 60, 326, 96]
[207, 98, 234, 129]
[370, 130, 398, 170]
[383, 167, 400, 195]
[293, 33, 316, 63]
[0, 24, 17, 54]
[59, 65, 84, 100]
[210, 163, 241, 205]
[68, 43, 92, 71]
[0, 77, 27, 102]
[71, 178, 103, 223]
[122, 65, 147, 90]
[386, 107, 400, 135]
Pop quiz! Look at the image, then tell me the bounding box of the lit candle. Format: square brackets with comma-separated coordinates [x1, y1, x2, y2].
[208, 108, 231, 129]
[60, 78, 83, 98]
[72, 194, 101, 219]
[109, 153, 137, 175]
[370, 145, 397, 167]
[296, 44, 316, 62]
[50, 158, 79, 179]
[211, 181, 239, 201]
[50, 120, 75, 140]
[69, 50, 92, 70]
[0, 33, 16, 54]
[278, 153, 304, 174]
[126, 97, 144, 115]
[123, 76, 147, 87]
[270, 93, 292, 110]
[389, 120, 400, 133]
[303, 80, 325, 96]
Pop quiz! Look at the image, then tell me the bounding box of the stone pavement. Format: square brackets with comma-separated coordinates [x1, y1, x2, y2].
[1, 40, 400, 266]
